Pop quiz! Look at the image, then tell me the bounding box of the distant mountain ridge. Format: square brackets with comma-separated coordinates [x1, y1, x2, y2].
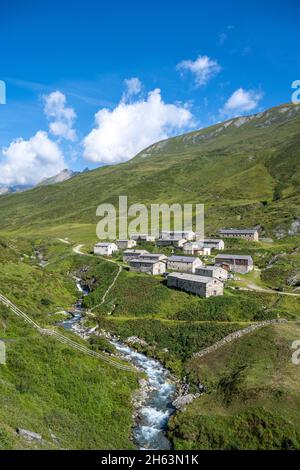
[37, 169, 79, 186]
[0, 167, 90, 195]
[0, 184, 33, 196]
[0, 102, 299, 240]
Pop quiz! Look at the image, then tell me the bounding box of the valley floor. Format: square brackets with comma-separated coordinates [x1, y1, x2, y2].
[0, 234, 300, 449]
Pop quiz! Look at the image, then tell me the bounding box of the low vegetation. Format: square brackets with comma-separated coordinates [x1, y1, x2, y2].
[0, 304, 137, 450]
[169, 322, 300, 449]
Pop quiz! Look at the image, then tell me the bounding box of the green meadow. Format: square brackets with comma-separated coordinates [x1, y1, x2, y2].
[0, 103, 300, 449]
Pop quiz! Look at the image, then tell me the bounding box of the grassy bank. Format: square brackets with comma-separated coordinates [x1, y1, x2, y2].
[169, 322, 300, 449]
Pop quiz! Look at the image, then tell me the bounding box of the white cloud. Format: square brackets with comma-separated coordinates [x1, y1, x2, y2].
[44, 91, 77, 141]
[177, 55, 221, 87]
[221, 88, 263, 116]
[0, 131, 66, 186]
[83, 87, 194, 164]
[122, 77, 142, 101]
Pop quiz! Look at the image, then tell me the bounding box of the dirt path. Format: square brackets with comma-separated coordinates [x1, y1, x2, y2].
[72, 244, 123, 311]
[73, 244, 92, 256]
[239, 282, 300, 297]
[57, 238, 71, 245]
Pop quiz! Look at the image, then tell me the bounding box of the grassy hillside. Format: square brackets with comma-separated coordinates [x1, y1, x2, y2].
[0, 239, 140, 449]
[0, 304, 137, 450]
[0, 236, 299, 449]
[0, 103, 299, 241]
[169, 322, 300, 450]
[0, 103, 299, 450]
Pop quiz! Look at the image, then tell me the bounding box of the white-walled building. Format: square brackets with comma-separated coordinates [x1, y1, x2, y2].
[167, 272, 224, 298]
[195, 265, 228, 280]
[183, 242, 212, 256]
[167, 255, 202, 274]
[94, 242, 118, 256]
[116, 239, 137, 250]
[129, 258, 166, 275]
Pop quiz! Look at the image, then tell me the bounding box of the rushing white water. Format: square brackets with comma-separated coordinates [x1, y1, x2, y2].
[60, 278, 176, 450]
[110, 339, 176, 450]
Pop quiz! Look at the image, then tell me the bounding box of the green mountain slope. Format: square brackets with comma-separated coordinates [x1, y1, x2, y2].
[0, 103, 299, 241]
[169, 322, 300, 450]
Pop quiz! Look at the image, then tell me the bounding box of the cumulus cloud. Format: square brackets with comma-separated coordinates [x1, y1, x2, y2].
[122, 77, 142, 101]
[0, 131, 66, 186]
[44, 91, 77, 141]
[177, 55, 221, 87]
[221, 88, 263, 116]
[83, 87, 194, 164]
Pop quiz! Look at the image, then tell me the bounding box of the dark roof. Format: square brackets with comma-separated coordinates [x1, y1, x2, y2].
[197, 265, 218, 271]
[215, 254, 253, 262]
[130, 258, 162, 265]
[123, 249, 148, 254]
[95, 242, 116, 247]
[168, 255, 199, 263]
[139, 253, 166, 259]
[219, 229, 257, 234]
[198, 238, 223, 243]
[167, 272, 221, 284]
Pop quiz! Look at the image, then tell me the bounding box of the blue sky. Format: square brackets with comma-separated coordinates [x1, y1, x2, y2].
[0, 0, 299, 186]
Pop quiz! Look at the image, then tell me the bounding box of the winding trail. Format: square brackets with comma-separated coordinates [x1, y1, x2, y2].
[72, 244, 123, 311]
[237, 283, 300, 297]
[57, 238, 71, 245]
[0, 292, 133, 372]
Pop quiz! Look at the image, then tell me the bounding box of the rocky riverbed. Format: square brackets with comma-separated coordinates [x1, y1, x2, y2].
[59, 278, 185, 450]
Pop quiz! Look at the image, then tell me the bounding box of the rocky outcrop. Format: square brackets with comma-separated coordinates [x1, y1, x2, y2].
[287, 274, 300, 287]
[126, 336, 148, 347]
[16, 428, 42, 442]
[172, 393, 200, 410]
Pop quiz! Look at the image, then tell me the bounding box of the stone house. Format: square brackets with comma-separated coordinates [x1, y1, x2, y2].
[116, 239, 137, 250]
[131, 234, 156, 242]
[195, 265, 228, 280]
[156, 238, 187, 248]
[138, 253, 168, 262]
[197, 238, 225, 250]
[159, 230, 195, 241]
[215, 254, 254, 274]
[94, 242, 118, 256]
[183, 242, 211, 256]
[167, 255, 202, 273]
[219, 229, 259, 241]
[123, 249, 149, 262]
[167, 272, 224, 297]
[129, 258, 166, 275]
